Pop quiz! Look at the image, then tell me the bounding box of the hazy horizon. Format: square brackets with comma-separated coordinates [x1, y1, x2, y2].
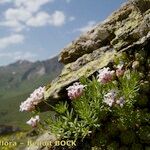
[0, 54, 60, 67]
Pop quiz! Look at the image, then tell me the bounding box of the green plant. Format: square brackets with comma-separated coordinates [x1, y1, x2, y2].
[44, 69, 146, 147]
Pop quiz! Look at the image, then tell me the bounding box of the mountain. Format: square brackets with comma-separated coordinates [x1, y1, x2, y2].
[0, 56, 63, 128]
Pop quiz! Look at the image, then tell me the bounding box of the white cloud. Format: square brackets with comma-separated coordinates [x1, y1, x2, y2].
[1, 7, 31, 31]
[14, 0, 54, 13]
[0, 20, 25, 32]
[26, 11, 66, 27]
[76, 21, 96, 33]
[5, 8, 32, 22]
[0, 0, 66, 31]
[26, 12, 50, 27]
[1, 7, 31, 32]
[49, 11, 66, 27]
[0, 34, 25, 49]
[0, 0, 54, 12]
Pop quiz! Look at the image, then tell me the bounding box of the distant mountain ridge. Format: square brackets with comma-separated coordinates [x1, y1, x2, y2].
[0, 56, 63, 128]
[0, 56, 63, 91]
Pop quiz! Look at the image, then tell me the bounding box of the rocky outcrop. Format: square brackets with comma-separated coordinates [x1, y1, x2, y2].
[44, 1, 150, 103]
[128, 0, 150, 13]
[59, 2, 149, 64]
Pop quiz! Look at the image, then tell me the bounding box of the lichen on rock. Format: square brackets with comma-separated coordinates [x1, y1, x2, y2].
[44, 1, 150, 106]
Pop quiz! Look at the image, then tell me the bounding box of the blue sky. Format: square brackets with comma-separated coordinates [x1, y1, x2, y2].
[0, 0, 127, 66]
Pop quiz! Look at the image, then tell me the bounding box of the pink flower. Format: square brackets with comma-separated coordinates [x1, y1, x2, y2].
[30, 86, 45, 105]
[97, 67, 115, 84]
[103, 91, 116, 107]
[26, 115, 40, 128]
[19, 86, 45, 112]
[116, 97, 125, 107]
[19, 98, 35, 112]
[116, 64, 125, 77]
[66, 82, 86, 100]
[104, 90, 125, 108]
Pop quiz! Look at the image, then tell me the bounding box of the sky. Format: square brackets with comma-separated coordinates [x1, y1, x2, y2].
[0, 0, 127, 66]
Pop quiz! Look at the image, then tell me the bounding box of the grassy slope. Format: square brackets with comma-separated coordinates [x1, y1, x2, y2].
[0, 70, 61, 130]
[0, 75, 49, 128]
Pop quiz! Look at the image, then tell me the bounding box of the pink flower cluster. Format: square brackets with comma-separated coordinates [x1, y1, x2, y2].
[116, 64, 125, 77]
[104, 91, 125, 107]
[20, 86, 45, 112]
[104, 91, 117, 107]
[26, 115, 40, 127]
[97, 67, 115, 84]
[66, 82, 86, 100]
[116, 97, 125, 108]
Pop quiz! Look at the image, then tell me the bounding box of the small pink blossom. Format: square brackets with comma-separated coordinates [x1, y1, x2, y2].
[66, 82, 86, 100]
[116, 97, 125, 107]
[26, 115, 40, 127]
[20, 86, 45, 112]
[104, 91, 125, 107]
[30, 87, 45, 105]
[19, 98, 35, 112]
[97, 67, 115, 84]
[116, 64, 125, 77]
[103, 91, 117, 107]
